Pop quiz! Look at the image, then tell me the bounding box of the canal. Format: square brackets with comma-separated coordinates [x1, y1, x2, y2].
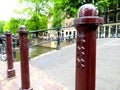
[16, 46, 55, 61]
[15, 40, 75, 61]
[29, 46, 55, 58]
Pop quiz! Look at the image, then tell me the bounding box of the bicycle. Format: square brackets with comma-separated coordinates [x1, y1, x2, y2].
[0, 44, 7, 61]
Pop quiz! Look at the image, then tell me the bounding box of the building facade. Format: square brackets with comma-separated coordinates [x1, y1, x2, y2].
[61, 18, 77, 41]
[97, 0, 120, 38]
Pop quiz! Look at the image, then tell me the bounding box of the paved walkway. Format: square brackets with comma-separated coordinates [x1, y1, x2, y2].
[0, 62, 67, 90]
[0, 38, 120, 90]
[30, 38, 120, 90]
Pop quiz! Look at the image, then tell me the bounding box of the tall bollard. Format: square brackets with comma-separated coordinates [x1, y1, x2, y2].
[18, 25, 33, 90]
[5, 30, 16, 79]
[74, 4, 103, 90]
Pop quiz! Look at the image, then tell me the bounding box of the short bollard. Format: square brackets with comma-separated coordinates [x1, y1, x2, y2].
[18, 25, 33, 90]
[5, 30, 16, 79]
[74, 4, 103, 90]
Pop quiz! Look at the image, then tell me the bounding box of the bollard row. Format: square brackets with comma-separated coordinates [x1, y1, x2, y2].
[4, 4, 104, 90]
[5, 26, 32, 90]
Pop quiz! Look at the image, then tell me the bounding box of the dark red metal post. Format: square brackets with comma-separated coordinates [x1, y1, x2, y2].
[18, 25, 33, 90]
[5, 31, 16, 79]
[74, 4, 103, 90]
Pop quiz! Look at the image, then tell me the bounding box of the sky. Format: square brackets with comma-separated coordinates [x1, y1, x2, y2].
[0, 0, 19, 21]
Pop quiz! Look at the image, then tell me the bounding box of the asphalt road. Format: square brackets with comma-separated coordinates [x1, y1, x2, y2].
[30, 38, 120, 90]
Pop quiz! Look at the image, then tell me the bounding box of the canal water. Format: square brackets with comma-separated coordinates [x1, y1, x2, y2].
[16, 40, 75, 61]
[16, 46, 55, 61]
[29, 46, 55, 58]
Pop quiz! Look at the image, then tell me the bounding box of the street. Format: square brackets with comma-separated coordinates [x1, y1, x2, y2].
[29, 38, 120, 90]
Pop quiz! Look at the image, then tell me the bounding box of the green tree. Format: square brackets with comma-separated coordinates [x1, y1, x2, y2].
[0, 21, 5, 33]
[9, 18, 25, 34]
[18, 0, 49, 30]
[51, 0, 83, 18]
[97, 0, 110, 14]
[25, 14, 47, 31]
[52, 6, 63, 27]
[50, 0, 117, 27]
[3, 22, 10, 33]
[19, 0, 50, 16]
[3, 18, 25, 34]
[50, 0, 83, 27]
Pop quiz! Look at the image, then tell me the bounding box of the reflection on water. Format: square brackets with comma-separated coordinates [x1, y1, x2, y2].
[16, 46, 55, 61]
[29, 46, 55, 58]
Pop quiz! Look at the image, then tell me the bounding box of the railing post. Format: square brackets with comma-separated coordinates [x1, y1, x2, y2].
[5, 30, 16, 79]
[18, 25, 33, 90]
[74, 4, 103, 90]
[56, 27, 61, 50]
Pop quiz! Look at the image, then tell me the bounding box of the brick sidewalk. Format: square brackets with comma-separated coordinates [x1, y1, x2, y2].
[0, 61, 68, 90]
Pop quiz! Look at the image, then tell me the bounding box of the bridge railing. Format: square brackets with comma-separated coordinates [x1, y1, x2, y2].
[28, 25, 76, 50]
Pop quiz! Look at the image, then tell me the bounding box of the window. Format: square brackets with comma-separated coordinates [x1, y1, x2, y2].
[66, 32, 68, 35]
[117, 12, 120, 21]
[100, 26, 104, 33]
[105, 26, 109, 38]
[69, 31, 72, 35]
[110, 25, 116, 34]
[99, 26, 104, 38]
[117, 25, 120, 33]
[108, 13, 114, 22]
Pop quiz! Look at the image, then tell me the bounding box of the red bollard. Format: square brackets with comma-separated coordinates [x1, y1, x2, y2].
[74, 4, 103, 90]
[18, 25, 33, 90]
[5, 30, 16, 79]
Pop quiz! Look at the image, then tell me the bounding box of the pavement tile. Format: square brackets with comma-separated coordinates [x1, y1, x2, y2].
[0, 61, 67, 90]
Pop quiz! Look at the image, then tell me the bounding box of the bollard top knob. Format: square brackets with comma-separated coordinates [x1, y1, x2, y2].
[74, 4, 104, 25]
[5, 30, 11, 34]
[18, 25, 28, 34]
[78, 4, 98, 17]
[19, 25, 26, 31]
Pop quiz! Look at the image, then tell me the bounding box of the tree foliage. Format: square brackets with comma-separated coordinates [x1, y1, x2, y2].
[51, 2, 63, 27]
[25, 14, 47, 31]
[1, 0, 116, 34]
[50, 0, 118, 27]
[3, 18, 25, 34]
[19, 0, 49, 16]
[51, 0, 83, 18]
[97, 0, 110, 14]
[3, 22, 10, 33]
[50, 0, 89, 27]
[0, 21, 5, 33]
[18, 0, 50, 30]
